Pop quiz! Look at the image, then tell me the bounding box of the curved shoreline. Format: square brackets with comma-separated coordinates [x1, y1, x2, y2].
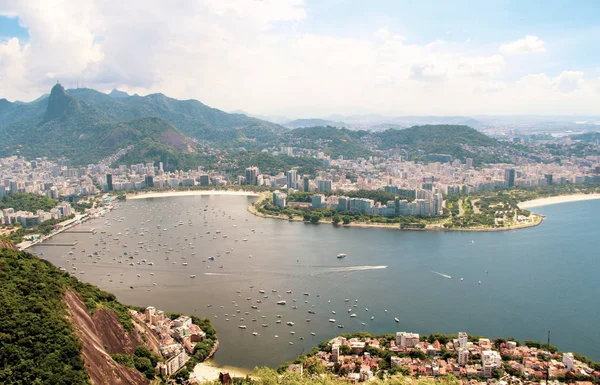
[518, 193, 600, 209]
[248, 201, 544, 232]
[126, 189, 259, 200]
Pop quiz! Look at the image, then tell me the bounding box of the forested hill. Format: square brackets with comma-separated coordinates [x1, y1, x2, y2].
[0, 84, 284, 164]
[0, 246, 161, 385]
[284, 124, 505, 164]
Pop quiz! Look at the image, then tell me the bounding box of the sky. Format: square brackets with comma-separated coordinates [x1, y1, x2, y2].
[1, 0, 600, 118]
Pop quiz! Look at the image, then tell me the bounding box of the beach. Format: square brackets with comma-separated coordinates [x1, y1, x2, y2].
[190, 361, 251, 384]
[127, 190, 259, 200]
[519, 193, 600, 209]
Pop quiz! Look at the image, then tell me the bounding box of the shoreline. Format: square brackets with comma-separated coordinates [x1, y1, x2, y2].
[518, 193, 600, 209]
[248, 202, 543, 232]
[190, 360, 251, 383]
[127, 189, 260, 200]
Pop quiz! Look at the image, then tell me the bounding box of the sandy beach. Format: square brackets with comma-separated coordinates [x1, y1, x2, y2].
[190, 361, 251, 384]
[127, 190, 259, 200]
[519, 193, 600, 209]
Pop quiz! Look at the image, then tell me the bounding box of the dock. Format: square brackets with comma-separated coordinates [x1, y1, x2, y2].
[62, 228, 96, 234]
[38, 241, 79, 247]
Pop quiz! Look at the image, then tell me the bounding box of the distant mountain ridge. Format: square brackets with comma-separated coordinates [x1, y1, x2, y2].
[0, 84, 285, 165]
[284, 118, 346, 129]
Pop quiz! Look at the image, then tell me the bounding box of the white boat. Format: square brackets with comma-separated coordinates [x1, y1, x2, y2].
[394, 317, 400, 323]
[337, 253, 346, 259]
[189, 275, 196, 278]
[328, 319, 336, 323]
[286, 321, 294, 326]
[350, 314, 356, 317]
[239, 325, 247, 329]
[277, 301, 286, 305]
[252, 332, 258, 336]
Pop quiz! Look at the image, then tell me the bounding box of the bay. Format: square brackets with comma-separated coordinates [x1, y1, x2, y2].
[30, 194, 600, 369]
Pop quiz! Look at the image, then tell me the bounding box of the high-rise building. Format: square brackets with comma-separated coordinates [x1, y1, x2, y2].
[145, 175, 154, 188]
[317, 179, 332, 192]
[458, 348, 469, 366]
[199, 174, 210, 186]
[458, 332, 468, 348]
[272, 191, 287, 208]
[504, 168, 515, 188]
[396, 332, 420, 348]
[245, 166, 260, 185]
[466, 158, 473, 169]
[303, 176, 310, 192]
[482, 350, 501, 377]
[286, 170, 297, 189]
[106, 174, 113, 191]
[545, 174, 553, 185]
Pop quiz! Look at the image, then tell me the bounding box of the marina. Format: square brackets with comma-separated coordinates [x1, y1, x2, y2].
[29, 193, 600, 369]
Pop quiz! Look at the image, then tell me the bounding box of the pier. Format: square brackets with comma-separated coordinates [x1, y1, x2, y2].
[62, 228, 96, 234]
[38, 241, 79, 247]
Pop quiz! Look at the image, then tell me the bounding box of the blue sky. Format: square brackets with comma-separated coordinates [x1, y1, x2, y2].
[1, 0, 599, 116]
[0, 15, 28, 40]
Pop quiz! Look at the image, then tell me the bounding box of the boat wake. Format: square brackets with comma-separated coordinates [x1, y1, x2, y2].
[431, 271, 452, 279]
[328, 265, 388, 272]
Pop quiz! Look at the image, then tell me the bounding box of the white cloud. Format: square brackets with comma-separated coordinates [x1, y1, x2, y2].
[0, 2, 596, 116]
[473, 81, 505, 93]
[499, 35, 546, 55]
[553, 70, 584, 93]
[410, 63, 448, 82]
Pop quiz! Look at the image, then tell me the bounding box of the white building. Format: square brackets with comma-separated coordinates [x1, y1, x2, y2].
[458, 348, 469, 366]
[396, 332, 420, 348]
[458, 331, 468, 348]
[563, 352, 574, 371]
[482, 350, 502, 377]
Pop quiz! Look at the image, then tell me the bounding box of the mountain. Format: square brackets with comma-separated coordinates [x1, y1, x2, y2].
[44, 83, 82, 122]
[0, 85, 285, 164]
[0, 245, 162, 385]
[109, 89, 130, 98]
[66, 88, 283, 145]
[374, 125, 503, 164]
[284, 118, 346, 129]
[286, 126, 372, 159]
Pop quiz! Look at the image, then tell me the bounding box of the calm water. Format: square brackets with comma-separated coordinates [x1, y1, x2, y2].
[31, 195, 600, 369]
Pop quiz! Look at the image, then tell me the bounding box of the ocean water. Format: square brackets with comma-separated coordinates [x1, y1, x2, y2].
[31, 195, 600, 369]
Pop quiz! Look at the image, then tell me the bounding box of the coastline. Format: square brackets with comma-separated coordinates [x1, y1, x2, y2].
[190, 360, 251, 383]
[518, 193, 600, 209]
[248, 203, 543, 232]
[127, 190, 259, 200]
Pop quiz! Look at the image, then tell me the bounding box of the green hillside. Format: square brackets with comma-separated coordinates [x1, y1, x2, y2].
[286, 126, 372, 159]
[0, 84, 202, 164]
[0, 246, 136, 384]
[374, 125, 503, 163]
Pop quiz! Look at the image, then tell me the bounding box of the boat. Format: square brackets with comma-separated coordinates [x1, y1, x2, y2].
[308, 310, 315, 314]
[286, 322, 295, 326]
[337, 325, 344, 328]
[328, 319, 336, 323]
[394, 317, 400, 323]
[252, 332, 258, 336]
[370, 316, 374, 320]
[258, 290, 265, 294]
[310, 332, 316, 336]
[276, 320, 282, 324]
[277, 301, 286, 305]
[337, 253, 346, 259]
[261, 324, 268, 327]
[239, 325, 247, 329]
[350, 314, 356, 317]
[189, 275, 196, 278]
[331, 311, 336, 314]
